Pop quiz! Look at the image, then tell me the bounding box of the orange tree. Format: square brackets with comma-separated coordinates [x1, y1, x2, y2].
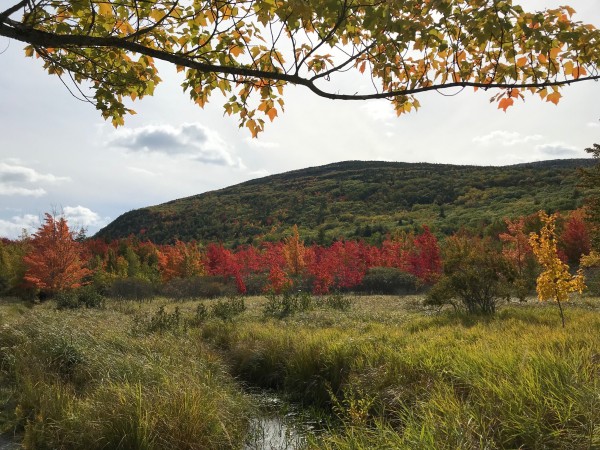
[23, 213, 91, 295]
[529, 211, 585, 327]
[1, 1, 599, 134]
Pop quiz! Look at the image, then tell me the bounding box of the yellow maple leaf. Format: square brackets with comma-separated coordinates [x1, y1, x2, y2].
[230, 45, 244, 57]
[572, 66, 586, 80]
[267, 107, 277, 122]
[97, 2, 113, 17]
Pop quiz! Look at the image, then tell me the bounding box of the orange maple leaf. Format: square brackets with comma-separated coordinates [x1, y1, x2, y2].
[498, 97, 514, 112]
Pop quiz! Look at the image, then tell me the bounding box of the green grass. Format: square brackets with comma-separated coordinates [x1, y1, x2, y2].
[0, 301, 250, 449]
[200, 296, 600, 449]
[0, 295, 598, 449]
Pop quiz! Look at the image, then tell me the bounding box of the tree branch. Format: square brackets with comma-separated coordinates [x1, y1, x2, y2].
[1, 18, 599, 102]
[0, 0, 28, 20]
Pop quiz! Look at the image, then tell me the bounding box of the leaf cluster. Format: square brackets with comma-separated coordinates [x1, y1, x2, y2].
[2, 0, 599, 132]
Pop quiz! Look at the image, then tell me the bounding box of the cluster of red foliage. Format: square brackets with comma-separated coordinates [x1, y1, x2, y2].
[196, 226, 442, 294]
[14, 209, 591, 297]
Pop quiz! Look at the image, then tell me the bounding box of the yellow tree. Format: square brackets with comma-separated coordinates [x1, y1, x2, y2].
[529, 212, 585, 327]
[282, 225, 306, 276]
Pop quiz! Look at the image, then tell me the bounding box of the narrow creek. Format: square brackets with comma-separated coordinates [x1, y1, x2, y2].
[243, 391, 327, 450]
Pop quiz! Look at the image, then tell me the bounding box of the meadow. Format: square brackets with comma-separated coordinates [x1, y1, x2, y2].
[0, 294, 597, 449]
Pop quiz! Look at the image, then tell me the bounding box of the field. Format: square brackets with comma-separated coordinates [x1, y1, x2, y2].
[0, 294, 598, 449]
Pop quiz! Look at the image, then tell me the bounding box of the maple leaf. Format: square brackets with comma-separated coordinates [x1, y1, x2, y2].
[498, 97, 514, 112]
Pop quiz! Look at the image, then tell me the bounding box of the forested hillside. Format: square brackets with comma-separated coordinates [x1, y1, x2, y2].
[96, 159, 594, 245]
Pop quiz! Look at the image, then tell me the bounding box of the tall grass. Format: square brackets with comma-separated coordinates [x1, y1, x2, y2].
[201, 301, 600, 449]
[0, 305, 250, 449]
[0, 295, 598, 449]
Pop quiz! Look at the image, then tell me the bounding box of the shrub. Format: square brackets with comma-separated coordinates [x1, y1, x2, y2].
[425, 236, 514, 314]
[323, 292, 352, 311]
[211, 296, 246, 321]
[359, 267, 420, 294]
[109, 278, 155, 301]
[192, 303, 209, 325]
[54, 291, 79, 310]
[132, 306, 185, 334]
[147, 306, 182, 333]
[243, 273, 269, 295]
[263, 290, 313, 318]
[55, 287, 105, 310]
[583, 267, 600, 296]
[159, 277, 205, 300]
[195, 276, 239, 299]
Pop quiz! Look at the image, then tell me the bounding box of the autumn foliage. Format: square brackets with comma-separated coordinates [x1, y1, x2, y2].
[4, 208, 597, 310]
[529, 212, 585, 327]
[23, 213, 91, 294]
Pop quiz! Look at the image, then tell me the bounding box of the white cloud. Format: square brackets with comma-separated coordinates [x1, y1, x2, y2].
[361, 101, 395, 122]
[0, 214, 40, 239]
[534, 142, 584, 158]
[472, 130, 543, 147]
[63, 205, 110, 230]
[0, 186, 46, 197]
[0, 162, 69, 197]
[586, 121, 600, 128]
[0, 207, 110, 239]
[108, 122, 243, 167]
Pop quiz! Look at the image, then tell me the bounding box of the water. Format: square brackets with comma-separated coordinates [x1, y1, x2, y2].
[245, 416, 304, 450]
[244, 393, 325, 450]
[0, 436, 19, 450]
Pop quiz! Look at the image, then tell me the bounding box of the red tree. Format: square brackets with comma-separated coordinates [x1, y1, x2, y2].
[407, 226, 442, 283]
[23, 213, 91, 294]
[560, 209, 591, 264]
[205, 243, 245, 293]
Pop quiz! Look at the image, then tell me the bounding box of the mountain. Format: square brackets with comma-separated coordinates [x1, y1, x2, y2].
[95, 159, 595, 245]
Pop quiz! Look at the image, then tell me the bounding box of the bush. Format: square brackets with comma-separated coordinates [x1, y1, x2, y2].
[263, 290, 313, 318]
[243, 274, 269, 295]
[131, 306, 185, 335]
[191, 303, 209, 325]
[160, 277, 205, 300]
[322, 292, 352, 311]
[55, 287, 105, 310]
[211, 296, 246, 321]
[425, 236, 513, 314]
[109, 278, 155, 301]
[192, 276, 239, 299]
[359, 267, 420, 294]
[583, 267, 600, 296]
[148, 306, 182, 333]
[54, 291, 79, 310]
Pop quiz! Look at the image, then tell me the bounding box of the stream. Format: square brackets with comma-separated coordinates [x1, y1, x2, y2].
[243, 392, 326, 450]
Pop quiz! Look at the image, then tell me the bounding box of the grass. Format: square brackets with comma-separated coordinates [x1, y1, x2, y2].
[0, 294, 598, 449]
[0, 300, 250, 449]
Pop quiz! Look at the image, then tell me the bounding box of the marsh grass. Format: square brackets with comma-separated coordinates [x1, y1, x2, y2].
[0, 294, 598, 449]
[0, 304, 251, 449]
[200, 296, 600, 449]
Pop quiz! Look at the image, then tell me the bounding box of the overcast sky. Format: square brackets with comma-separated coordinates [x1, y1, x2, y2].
[0, 0, 599, 239]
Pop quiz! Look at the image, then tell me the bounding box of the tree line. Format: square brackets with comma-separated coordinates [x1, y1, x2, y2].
[0, 209, 593, 319]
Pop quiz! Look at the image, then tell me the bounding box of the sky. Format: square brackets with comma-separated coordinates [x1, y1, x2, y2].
[0, 0, 599, 239]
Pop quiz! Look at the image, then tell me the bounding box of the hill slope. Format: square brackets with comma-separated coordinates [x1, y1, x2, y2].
[95, 159, 594, 245]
